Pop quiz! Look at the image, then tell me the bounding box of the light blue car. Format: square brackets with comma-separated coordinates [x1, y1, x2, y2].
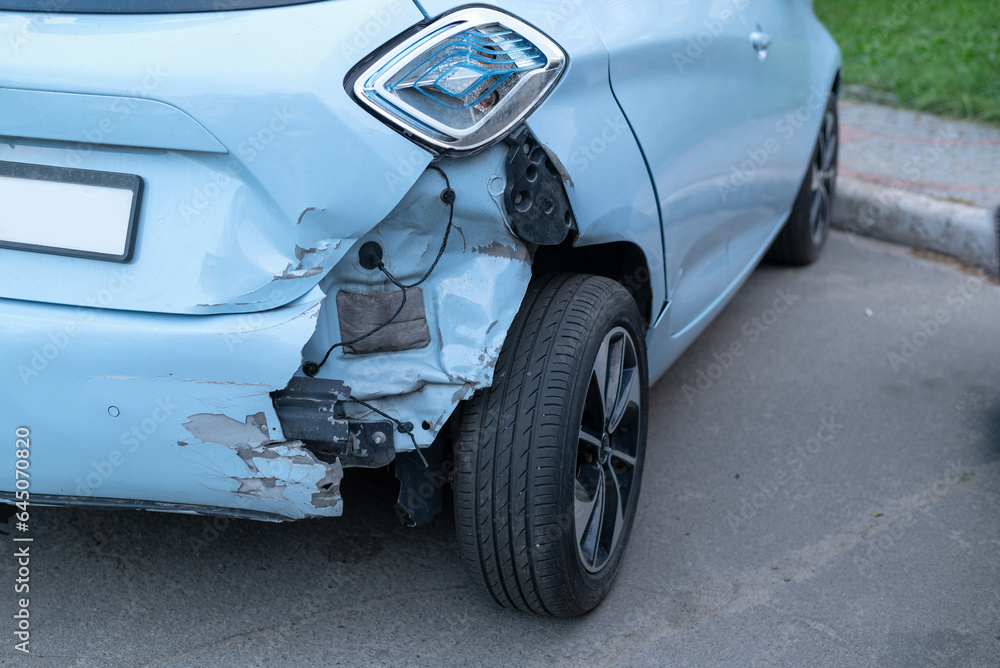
[0, 0, 840, 615]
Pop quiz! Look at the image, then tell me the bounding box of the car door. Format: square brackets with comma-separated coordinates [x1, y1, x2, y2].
[728, 0, 825, 275]
[582, 0, 762, 335]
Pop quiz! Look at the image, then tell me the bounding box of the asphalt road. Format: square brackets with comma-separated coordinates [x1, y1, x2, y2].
[3, 231, 999, 668]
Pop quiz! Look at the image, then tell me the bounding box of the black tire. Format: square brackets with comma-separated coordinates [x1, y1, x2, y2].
[767, 91, 839, 265]
[453, 273, 649, 617]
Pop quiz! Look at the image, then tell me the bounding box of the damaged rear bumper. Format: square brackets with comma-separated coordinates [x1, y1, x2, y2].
[0, 287, 344, 520]
[0, 145, 533, 521]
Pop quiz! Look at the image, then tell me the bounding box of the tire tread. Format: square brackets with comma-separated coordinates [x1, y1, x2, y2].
[454, 273, 646, 617]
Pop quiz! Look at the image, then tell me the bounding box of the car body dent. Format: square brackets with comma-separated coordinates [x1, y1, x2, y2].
[299, 142, 533, 449]
[0, 0, 431, 315]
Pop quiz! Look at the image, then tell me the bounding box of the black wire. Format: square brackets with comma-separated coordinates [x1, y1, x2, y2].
[398, 165, 454, 289]
[306, 267, 408, 374]
[344, 394, 427, 467]
[303, 166, 454, 378]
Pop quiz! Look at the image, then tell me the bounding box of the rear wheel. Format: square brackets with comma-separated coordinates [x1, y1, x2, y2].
[767, 91, 839, 265]
[453, 274, 648, 617]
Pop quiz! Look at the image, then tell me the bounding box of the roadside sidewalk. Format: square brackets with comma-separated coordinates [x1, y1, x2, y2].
[832, 100, 1000, 275]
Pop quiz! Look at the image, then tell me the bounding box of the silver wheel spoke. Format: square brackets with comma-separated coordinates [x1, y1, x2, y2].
[603, 336, 625, 425]
[609, 367, 640, 434]
[591, 340, 610, 422]
[811, 184, 830, 241]
[610, 449, 637, 468]
[575, 464, 605, 565]
[579, 429, 602, 453]
[811, 188, 824, 226]
[822, 130, 838, 172]
[605, 464, 626, 560]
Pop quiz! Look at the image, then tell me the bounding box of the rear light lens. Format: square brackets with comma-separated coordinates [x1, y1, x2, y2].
[350, 7, 567, 153]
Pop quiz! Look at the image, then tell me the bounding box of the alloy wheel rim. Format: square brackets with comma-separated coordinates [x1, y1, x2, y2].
[809, 108, 838, 245]
[575, 326, 642, 574]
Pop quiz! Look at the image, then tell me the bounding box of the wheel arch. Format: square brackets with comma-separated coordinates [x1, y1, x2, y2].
[532, 240, 654, 327]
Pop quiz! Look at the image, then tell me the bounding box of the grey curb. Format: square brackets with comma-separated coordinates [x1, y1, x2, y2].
[832, 176, 1000, 277]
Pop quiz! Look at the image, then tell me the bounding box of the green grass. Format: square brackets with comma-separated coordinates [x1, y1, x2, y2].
[814, 0, 1000, 124]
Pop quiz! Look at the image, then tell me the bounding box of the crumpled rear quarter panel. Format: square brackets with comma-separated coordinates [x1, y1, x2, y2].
[302, 145, 532, 446]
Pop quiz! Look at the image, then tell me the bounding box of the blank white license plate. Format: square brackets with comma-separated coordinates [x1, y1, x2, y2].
[0, 161, 142, 263]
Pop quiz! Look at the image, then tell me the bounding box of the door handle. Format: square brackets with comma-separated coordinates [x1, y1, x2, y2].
[750, 25, 771, 61]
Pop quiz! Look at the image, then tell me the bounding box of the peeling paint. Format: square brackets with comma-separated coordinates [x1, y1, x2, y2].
[295, 245, 318, 262]
[473, 240, 528, 262]
[295, 207, 317, 225]
[274, 264, 324, 281]
[1, 269, 343, 521]
[235, 477, 285, 501]
[451, 382, 475, 404]
[183, 412, 271, 448]
[310, 466, 343, 508]
[234, 441, 343, 514]
[183, 412, 343, 517]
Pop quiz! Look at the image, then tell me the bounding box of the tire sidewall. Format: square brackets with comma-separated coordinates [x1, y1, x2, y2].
[543, 279, 649, 612]
[808, 93, 839, 256]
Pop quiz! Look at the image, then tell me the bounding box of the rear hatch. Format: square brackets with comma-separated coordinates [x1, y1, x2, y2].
[0, 0, 432, 315]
